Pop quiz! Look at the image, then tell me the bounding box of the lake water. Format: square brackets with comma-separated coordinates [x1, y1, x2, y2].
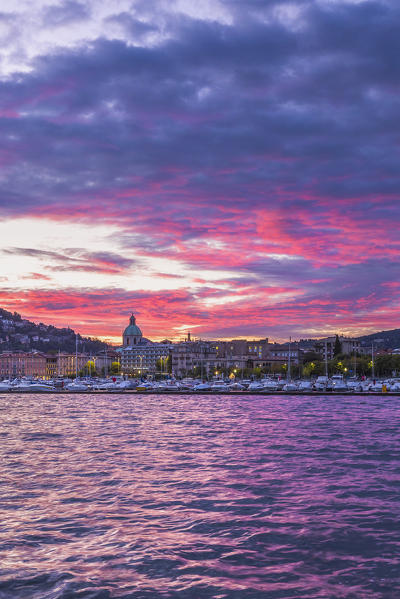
[1, 393, 399, 598]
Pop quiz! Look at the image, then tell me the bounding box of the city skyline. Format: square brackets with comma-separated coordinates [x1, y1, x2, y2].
[0, 306, 391, 348]
[0, 1, 399, 344]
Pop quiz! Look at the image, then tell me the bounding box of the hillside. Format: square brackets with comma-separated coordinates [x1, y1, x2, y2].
[357, 328, 400, 349]
[0, 308, 113, 354]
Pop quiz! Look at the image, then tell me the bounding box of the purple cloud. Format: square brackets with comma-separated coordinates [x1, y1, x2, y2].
[0, 0, 399, 339]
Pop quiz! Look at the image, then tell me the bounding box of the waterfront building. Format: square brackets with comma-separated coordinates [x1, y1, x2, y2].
[56, 353, 89, 377]
[267, 343, 302, 365]
[46, 355, 58, 378]
[93, 349, 120, 374]
[119, 314, 172, 374]
[220, 338, 271, 370]
[0, 351, 92, 379]
[171, 338, 272, 377]
[0, 351, 47, 378]
[171, 340, 218, 377]
[314, 336, 361, 360]
[120, 343, 172, 375]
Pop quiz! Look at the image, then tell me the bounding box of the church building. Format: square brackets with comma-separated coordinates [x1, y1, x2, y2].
[119, 313, 172, 375]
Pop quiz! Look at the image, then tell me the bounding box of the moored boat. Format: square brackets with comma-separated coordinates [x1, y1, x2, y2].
[65, 381, 90, 392]
[211, 380, 230, 392]
[331, 375, 348, 392]
[193, 382, 212, 391]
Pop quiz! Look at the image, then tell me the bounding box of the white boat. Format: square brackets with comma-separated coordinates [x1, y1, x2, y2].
[193, 382, 212, 391]
[12, 381, 56, 392]
[211, 380, 230, 392]
[282, 382, 298, 392]
[384, 378, 400, 391]
[298, 380, 314, 392]
[160, 382, 181, 391]
[95, 381, 120, 391]
[136, 382, 154, 391]
[261, 379, 279, 391]
[30, 383, 56, 392]
[241, 380, 252, 388]
[275, 378, 286, 390]
[228, 382, 245, 391]
[0, 381, 12, 391]
[115, 380, 135, 389]
[180, 378, 196, 390]
[331, 375, 348, 392]
[347, 380, 363, 392]
[314, 376, 329, 391]
[369, 381, 385, 392]
[360, 380, 372, 392]
[65, 382, 89, 392]
[247, 381, 264, 391]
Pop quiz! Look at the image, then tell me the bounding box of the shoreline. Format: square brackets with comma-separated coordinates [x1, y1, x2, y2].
[1, 389, 399, 396]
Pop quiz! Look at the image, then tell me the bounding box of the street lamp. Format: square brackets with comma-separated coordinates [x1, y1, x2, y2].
[138, 355, 143, 376]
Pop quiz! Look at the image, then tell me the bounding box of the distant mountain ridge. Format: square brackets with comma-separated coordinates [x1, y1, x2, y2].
[0, 308, 112, 354]
[357, 328, 400, 349]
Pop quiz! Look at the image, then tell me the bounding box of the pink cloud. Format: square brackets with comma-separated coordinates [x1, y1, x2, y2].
[0, 280, 398, 343]
[22, 272, 52, 281]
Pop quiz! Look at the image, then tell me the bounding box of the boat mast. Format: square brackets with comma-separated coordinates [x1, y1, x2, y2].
[325, 340, 328, 378]
[75, 334, 78, 379]
[371, 341, 375, 379]
[287, 337, 291, 382]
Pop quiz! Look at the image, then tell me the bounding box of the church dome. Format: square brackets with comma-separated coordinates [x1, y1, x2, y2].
[122, 313, 143, 347]
[123, 314, 142, 337]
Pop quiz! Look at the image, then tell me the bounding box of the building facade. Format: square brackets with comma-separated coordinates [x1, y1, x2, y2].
[0, 352, 47, 378]
[0, 351, 92, 379]
[120, 343, 172, 375]
[56, 353, 90, 377]
[171, 340, 218, 377]
[170, 338, 272, 377]
[266, 343, 302, 366]
[93, 349, 120, 374]
[119, 314, 172, 374]
[314, 336, 361, 360]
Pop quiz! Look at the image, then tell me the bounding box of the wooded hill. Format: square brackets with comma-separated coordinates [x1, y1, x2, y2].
[358, 328, 400, 350]
[0, 308, 112, 354]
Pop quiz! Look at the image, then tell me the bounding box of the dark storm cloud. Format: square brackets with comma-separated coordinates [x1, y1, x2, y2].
[1, 0, 400, 213]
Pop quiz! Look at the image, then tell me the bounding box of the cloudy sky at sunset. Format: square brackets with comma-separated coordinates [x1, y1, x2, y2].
[0, 0, 399, 343]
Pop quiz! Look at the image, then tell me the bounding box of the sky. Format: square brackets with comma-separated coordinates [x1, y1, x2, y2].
[0, 0, 399, 344]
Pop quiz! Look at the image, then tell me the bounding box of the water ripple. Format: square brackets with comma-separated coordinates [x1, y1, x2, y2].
[0, 393, 399, 598]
